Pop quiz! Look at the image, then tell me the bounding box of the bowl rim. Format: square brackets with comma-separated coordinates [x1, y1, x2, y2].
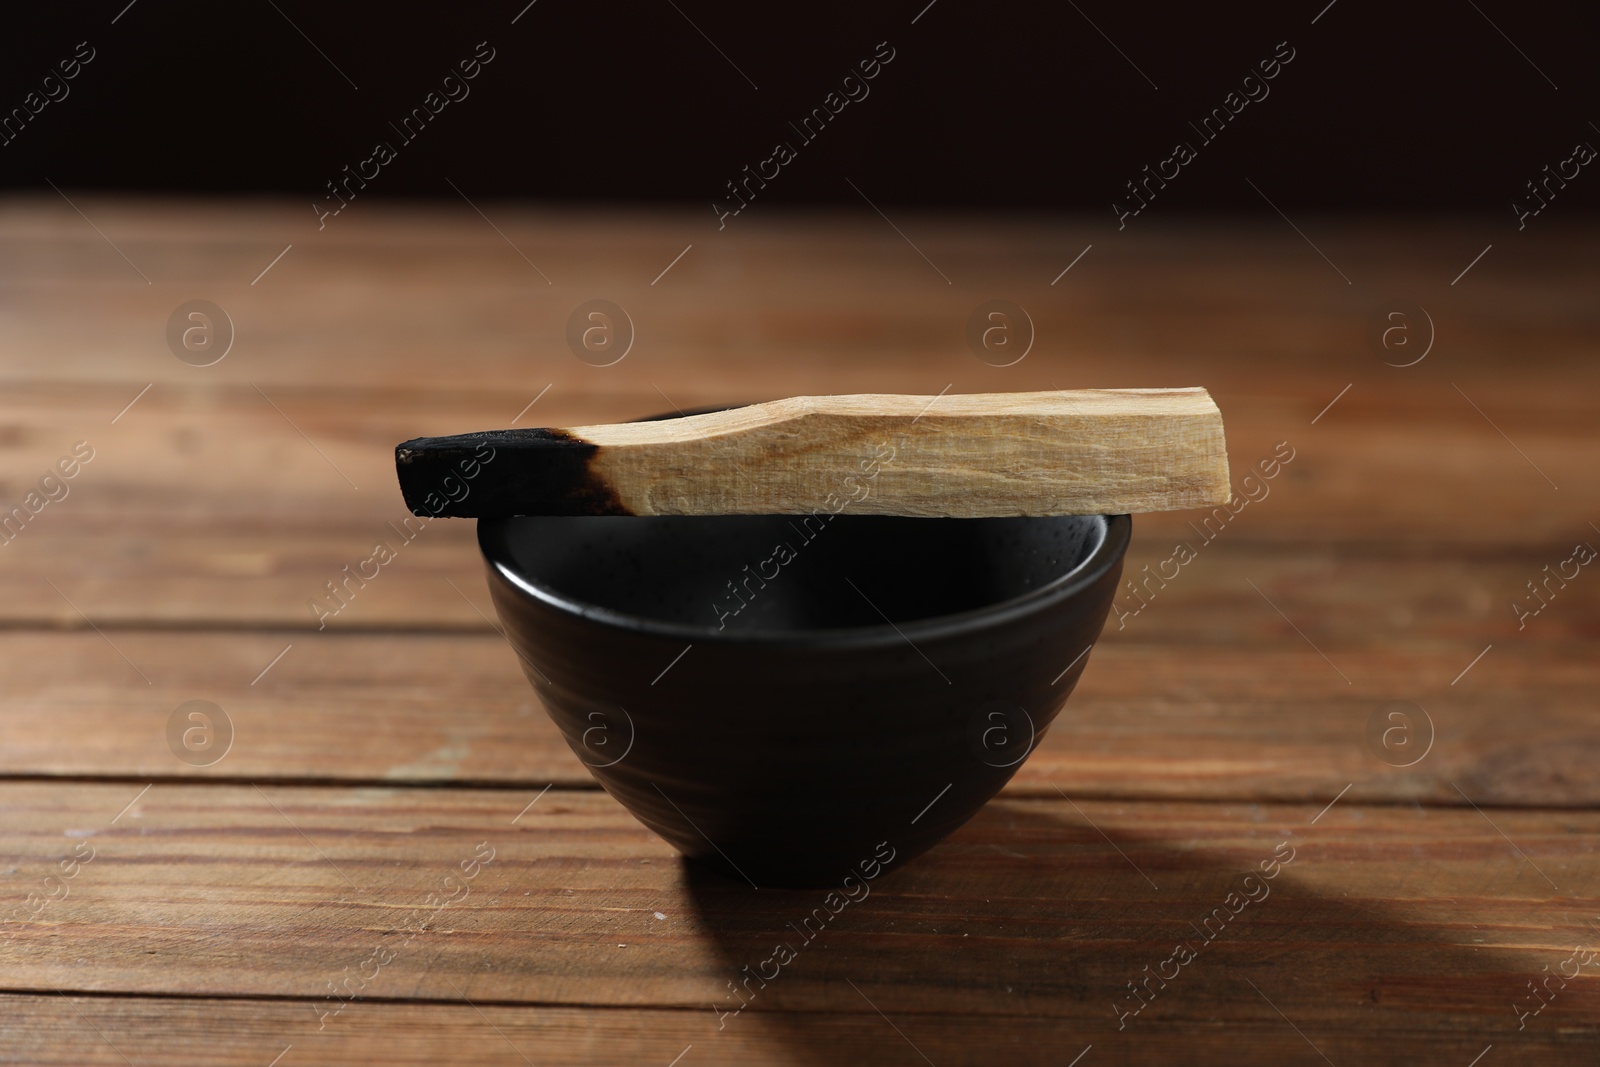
[478, 513, 1131, 648]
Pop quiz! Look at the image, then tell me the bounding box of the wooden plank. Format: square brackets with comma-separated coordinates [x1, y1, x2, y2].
[2, 784, 1595, 1024]
[0, 994, 1592, 1066]
[0, 631, 559, 785]
[3, 522, 1595, 647]
[0, 535, 1572, 639]
[2, 202, 1596, 397]
[2, 633, 1596, 806]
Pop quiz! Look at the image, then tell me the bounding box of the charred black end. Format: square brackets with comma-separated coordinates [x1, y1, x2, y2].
[394, 428, 632, 518]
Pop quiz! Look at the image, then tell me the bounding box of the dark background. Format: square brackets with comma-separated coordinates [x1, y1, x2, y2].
[3, 0, 1598, 220]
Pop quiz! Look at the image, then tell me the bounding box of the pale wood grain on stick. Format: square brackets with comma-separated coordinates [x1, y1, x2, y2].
[396, 388, 1231, 518]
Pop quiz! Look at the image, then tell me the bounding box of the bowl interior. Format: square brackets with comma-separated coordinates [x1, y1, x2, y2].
[490, 514, 1107, 635]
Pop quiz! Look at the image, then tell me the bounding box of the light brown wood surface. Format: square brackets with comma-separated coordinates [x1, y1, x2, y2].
[1, 197, 1597, 1064]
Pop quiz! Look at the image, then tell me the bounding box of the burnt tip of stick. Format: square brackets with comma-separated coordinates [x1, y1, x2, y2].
[394, 428, 630, 518]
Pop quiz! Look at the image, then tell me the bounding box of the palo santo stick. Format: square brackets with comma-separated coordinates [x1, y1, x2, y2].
[394, 388, 1230, 518]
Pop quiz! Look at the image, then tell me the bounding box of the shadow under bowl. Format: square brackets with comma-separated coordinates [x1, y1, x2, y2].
[480, 511, 1129, 888]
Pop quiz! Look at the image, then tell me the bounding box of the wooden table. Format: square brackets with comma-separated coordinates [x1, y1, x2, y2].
[2, 197, 1596, 1064]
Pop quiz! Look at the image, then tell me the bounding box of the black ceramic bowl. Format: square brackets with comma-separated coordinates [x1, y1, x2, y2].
[480, 511, 1129, 888]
